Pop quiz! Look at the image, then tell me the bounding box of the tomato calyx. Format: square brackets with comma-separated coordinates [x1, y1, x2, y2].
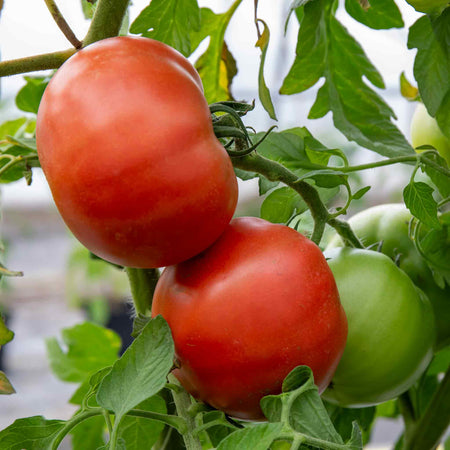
[210, 101, 276, 157]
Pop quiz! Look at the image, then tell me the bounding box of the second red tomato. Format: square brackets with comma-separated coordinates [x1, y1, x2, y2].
[152, 217, 348, 420]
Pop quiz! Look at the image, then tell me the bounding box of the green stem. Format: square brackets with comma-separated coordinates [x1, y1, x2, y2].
[83, 0, 130, 46]
[126, 409, 187, 433]
[43, 0, 82, 48]
[403, 368, 450, 450]
[168, 374, 203, 450]
[109, 419, 120, 450]
[52, 408, 105, 449]
[125, 268, 159, 316]
[0, 155, 39, 178]
[232, 153, 363, 248]
[0, 49, 76, 77]
[398, 391, 416, 442]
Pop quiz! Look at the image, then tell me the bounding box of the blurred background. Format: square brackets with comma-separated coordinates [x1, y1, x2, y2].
[0, 0, 424, 447]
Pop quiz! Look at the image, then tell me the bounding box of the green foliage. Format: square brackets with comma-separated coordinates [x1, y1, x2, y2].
[255, 20, 277, 121]
[281, 0, 414, 157]
[96, 316, 174, 423]
[46, 322, 121, 383]
[192, 2, 241, 103]
[408, 10, 450, 139]
[130, 0, 200, 57]
[0, 315, 13, 346]
[0, 416, 65, 450]
[0, 0, 449, 448]
[344, 0, 403, 30]
[15, 76, 50, 114]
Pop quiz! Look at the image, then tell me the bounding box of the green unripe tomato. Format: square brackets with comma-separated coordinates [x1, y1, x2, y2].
[326, 203, 450, 350]
[406, 0, 449, 14]
[411, 103, 450, 165]
[322, 248, 435, 408]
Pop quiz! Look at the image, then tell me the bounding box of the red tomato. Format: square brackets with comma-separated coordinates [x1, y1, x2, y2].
[152, 217, 348, 420]
[36, 36, 238, 268]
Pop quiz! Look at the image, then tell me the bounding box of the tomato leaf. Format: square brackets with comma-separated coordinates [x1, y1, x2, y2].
[261, 366, 360, 447]
[70, 415, 106, 450]
[46, 322, 121, 383]
[69, 366, 111, 406]
[261, 187, 308, 224]
[15, 76, 50, 114]
[400, 72, 420, 101]
[117, 396, 167, 449]
[344, 0, 403, 30]
[0, 316, 14, 346]
[0, 371, 15, 395]
[422, 153, 450, 198]
[0, 416, 65, 449]
[130, 0, 200, 57]
[403, 181, 441, 229]
[216, 423, 283, 450]
[96, 316, 174, 423]
[352, 186, 371, 200]
[325, 402, 376, 445]
[408, 11, 450, 139]
[428, 347, 450, 376]
[193, 3, 241, 103]
[255, 20, 277, 120]
[281, 0, 413, 157]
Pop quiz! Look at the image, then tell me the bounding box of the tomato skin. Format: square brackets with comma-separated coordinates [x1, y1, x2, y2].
[152, 217, 348, 420]
[327, 203, 450, 350]
[322, 248, 435, 408]
[36, 36, 238, 268]
[411, 103, 450, 165]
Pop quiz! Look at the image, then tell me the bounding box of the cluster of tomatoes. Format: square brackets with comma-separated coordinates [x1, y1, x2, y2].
[36, 36, 438, 420]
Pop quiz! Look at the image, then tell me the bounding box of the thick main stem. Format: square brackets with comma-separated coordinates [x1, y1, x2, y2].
[83, 0, 130, 46]
[167, 374, 203, 450]
[125, 268, 159, 316]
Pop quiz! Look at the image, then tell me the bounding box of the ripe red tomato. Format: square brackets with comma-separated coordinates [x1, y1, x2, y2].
[152, 217, 348, 420]
[36, 36, 238, 268]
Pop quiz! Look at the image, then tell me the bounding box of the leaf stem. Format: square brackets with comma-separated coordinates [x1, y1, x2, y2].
[402, 368, 450, 450]
[0, 155, 40, 178]
[83, 0, 130, 46]
[168, 374, 203, 450]
[232, 153, 363, 248]
[0, 49, 76, 77]
[125, 268, 159, 316]
[43, 0, 82, 48]
[51, 408, 105, 450]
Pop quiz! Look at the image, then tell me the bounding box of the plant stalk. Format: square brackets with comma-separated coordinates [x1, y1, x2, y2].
[0, 49, 76, 77]
[232, 153, 363, 248]
[125, 268, 159, 316]
[402, 368, 450, 450]
[43, 0, 82, 48]
[168, 374, 203, 450]
[83, 0, 130, 46]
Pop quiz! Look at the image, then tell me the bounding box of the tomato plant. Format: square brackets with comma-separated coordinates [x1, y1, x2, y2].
[327, 203, 450, 350]
[322, 248, 435, 407]
[152, 217, 347, 420]
[411, 103, 450, 165]
[36, 36, 238, 269]
[0, 0, 449, 449]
